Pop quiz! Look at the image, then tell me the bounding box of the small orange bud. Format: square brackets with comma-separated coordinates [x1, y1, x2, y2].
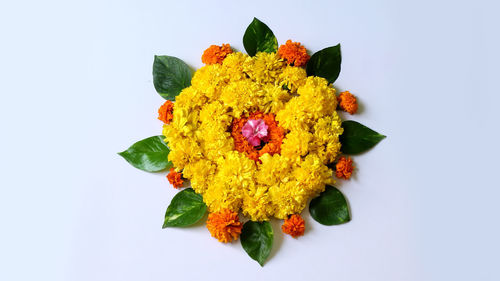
[337, 91, 358, 114]
[167, 168, 184, 188]
[206, 209, 243, 243]
[278, 40, 310, 67]
[158, 100, 174, 124]
[335, 156, 354, 180]
[201, 44, 233, 65]
[281, 214, 305, 238]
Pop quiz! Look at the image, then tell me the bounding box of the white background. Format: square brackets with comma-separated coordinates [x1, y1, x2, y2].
[1, 0, 499, 280]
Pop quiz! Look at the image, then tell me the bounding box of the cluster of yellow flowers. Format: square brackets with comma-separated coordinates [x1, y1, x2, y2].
[163, 51, 343, 221]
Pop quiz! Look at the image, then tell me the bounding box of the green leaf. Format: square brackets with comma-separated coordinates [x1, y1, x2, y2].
[118, 136, 172, 172]
[240, 221, 273, 266]
[306, 44, 342, 84]
[163, 188, 207, 228]
[340, 120, 386, 154]
[309, 185, 350, 226]
[153, 55, 193, 100]
[243, 17, 278, 56]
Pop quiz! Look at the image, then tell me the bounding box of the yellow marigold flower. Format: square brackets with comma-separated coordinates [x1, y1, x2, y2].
[278, 40, 310, 67]
[311, 115, 343, 164]
[222, 52, 249, 81]
[280, 129, 313, 159]
[278, 65, 307, 93]
[174, 87, 208, 111]
[201, 44, 233, 65]
[296, 77, 338, 118]
[276, 76, 338, 131]
[335, 156, 354, 180]
[191, 64, 227, 100]
[244, 52, 285, 84]
[337, 91, 358, 114]
[293, 154, 334, 194]
[219, 79, 263, 118]
[181, 159, 215, 194]
[241, 185, 274, 221]
[260, 83, 291, 113]
[282, 214, 305, 238]
[255, 154, 293, 186]
[206, 209, 243, 243]
[268, 181, 308, 218]
[202, 151, 255, 213]
[163, 130, 203, 170]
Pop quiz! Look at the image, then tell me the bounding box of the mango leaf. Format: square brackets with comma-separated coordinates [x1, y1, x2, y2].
[240, 221, 273, 266]
[163, 188, 207, 228]
[118, 136, 171, 172]
[153, 55, 192, 100]
[243, 17, 278, 56]
[340, 120, 386, 154]
[310, 185, 350, 225]
[306, 44, 342, 84]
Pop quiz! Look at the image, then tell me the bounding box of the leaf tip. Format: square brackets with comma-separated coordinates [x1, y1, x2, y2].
[252, 17, 261, 24]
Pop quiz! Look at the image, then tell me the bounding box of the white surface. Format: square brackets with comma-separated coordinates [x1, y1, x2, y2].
[1, 0, 499, 280]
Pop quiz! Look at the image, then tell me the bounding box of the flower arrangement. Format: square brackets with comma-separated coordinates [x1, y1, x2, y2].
[119, 18, 385, 266]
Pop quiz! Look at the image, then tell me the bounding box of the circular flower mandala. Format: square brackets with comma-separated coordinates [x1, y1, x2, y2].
[120, 17, 385, 265]
[163, 50, 343, 221]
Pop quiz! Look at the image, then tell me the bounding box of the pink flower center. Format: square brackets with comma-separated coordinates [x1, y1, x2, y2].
[241, 119, 269, 146]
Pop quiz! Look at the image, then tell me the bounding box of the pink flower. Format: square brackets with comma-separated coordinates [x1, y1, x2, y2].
[241, 119, 268, 146]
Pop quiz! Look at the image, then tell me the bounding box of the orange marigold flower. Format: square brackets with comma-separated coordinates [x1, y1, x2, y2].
[158, 100, 174, 124]
[278, 40, 310, 67]
[337, 91, 358, 114]
[231, 111, 285, 162]
[201, 44, 233, 65]
[335, 156, 354, 180]
[281, 214, 305, 238]
[206, 209, 243, 243]
[167, 168, 183, 188]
